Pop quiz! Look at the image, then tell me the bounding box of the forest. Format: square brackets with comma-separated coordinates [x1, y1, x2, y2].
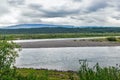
[1, 27, 120, 34]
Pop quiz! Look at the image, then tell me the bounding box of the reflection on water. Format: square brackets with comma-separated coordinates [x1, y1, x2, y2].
[15, 47, 120, 71]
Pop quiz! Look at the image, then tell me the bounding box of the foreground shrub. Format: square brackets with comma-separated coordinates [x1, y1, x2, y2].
[78, 60, 120, 80]
[0, 40, 20, 80]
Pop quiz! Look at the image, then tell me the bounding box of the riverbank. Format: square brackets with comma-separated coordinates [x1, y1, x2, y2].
[1, 33, 120, 40]
[16, 38, 120, 48]
[17, 68, 78, 80]
[16, 62, 120, 80]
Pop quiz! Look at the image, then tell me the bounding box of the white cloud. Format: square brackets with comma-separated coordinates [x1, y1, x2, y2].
[0, 0, 120, 27]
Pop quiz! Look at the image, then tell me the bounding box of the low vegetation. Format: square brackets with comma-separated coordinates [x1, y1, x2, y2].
[78, 60, 120, 80]
[89, 36, 120, 42]
[0, 40, 20, 80]
[106, 37, 118, 41]
[1, 33, 120, 40]
[15, 61, 120, 80]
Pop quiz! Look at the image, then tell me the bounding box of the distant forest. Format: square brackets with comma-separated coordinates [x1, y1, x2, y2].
[0, 27, 120, 34]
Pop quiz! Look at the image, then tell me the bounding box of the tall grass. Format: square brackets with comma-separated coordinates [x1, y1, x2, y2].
[78, 60, 120, 80]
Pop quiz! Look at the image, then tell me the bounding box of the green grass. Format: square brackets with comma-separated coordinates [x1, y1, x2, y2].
[1, 33, 120, 40]
[16, 68, 78, 80]
[14, 61, 120, 80]
[1, 61, 120, 80]
[78, 60, 120, 80]
[89, 36, 120, 42]
[106, 37, 119, 41]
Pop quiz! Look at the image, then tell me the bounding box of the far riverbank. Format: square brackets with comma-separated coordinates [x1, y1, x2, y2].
[14, 37, 120, 48]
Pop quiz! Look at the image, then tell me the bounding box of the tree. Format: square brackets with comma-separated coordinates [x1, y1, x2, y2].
[0, 40, 20, 79]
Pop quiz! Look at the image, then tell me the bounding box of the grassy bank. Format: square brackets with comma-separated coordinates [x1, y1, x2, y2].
[15, 61, 120, 80]
[89, 36, 120, 42]
[17, 68, 78, 80]
[1, 33, 120, 40]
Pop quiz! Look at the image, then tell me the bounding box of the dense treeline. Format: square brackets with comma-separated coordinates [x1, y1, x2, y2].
[1, 27, 120, 34]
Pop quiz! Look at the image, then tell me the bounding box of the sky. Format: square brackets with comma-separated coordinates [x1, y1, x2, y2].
[0, 0, 120, 27]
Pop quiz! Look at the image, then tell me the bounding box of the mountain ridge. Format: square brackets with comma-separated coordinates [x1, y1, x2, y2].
[3, 24, 75, 29]
[1, 23, 114, 29]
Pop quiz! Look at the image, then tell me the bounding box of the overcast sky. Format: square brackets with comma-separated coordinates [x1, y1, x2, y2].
[0, 0, 120, 27]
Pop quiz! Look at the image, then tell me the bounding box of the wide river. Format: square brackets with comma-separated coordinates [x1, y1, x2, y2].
[15, 46, 120, 71]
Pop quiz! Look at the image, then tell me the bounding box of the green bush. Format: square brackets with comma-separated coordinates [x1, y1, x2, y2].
[107, 37, 117, 41]
[0, 40, 20, 80]
[0, 40, 49, 80]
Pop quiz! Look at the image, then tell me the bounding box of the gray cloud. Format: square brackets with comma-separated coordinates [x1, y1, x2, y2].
[29, 4, 42, 10]
[0, 8, 9, 16]
[22, 3, 80, 18]
[0, 0, 10, 16]
[18, 17, 42, 24]
[0, 0, 120, 27]
[86, 0, 108, 12]
[40, 9, 80, 18]
[73, 0, 82, 2]
[112, 15, 120, 20]
[71, 15, 106, 25]
[7, 0, 25, 6]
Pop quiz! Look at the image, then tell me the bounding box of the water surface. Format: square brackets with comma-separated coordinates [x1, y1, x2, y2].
[15, 47, 120, 71]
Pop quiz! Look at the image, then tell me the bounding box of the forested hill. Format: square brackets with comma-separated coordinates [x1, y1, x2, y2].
[0, 27, 120, 34]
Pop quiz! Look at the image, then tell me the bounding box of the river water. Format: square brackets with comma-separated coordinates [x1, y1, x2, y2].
[15, 47, 120, 71]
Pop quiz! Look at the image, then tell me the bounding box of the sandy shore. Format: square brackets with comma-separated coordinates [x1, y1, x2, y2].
[16, 39, 120, 48]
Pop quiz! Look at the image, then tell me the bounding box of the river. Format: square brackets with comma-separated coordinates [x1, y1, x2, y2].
[15, 47, 120, 71]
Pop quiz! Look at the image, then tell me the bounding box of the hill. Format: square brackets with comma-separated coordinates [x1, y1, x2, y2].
[3, 24, 74, 29]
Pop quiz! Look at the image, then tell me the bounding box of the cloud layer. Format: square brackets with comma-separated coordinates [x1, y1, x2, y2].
[0, 0, 120, 27]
